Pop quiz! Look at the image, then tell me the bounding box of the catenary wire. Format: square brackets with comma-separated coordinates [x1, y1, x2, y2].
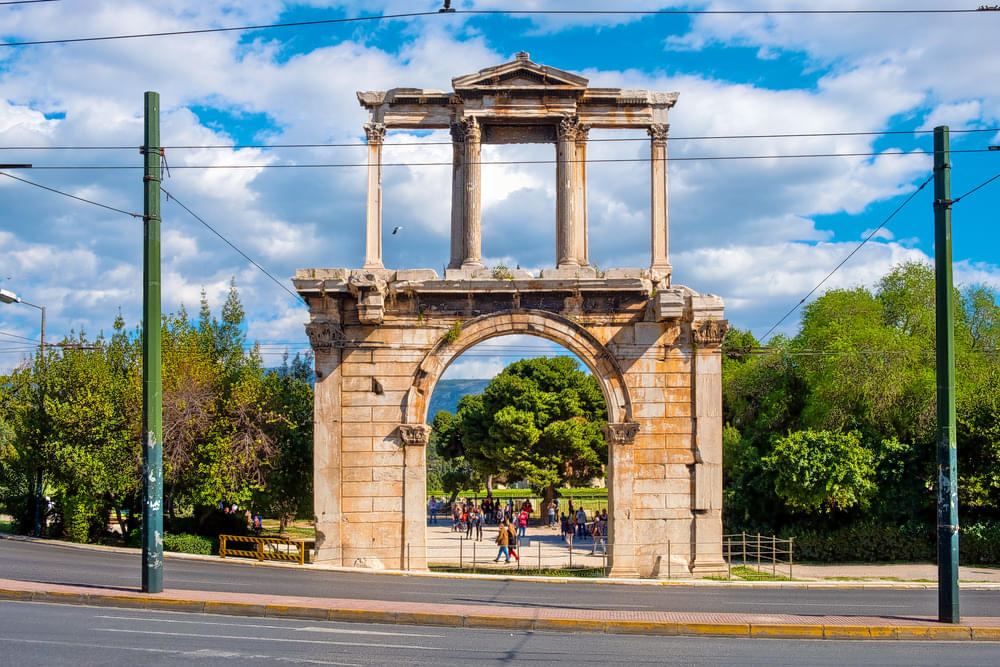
[159, 187, 307, 306]
[952, 171, 1000, 204]
[12, 148, 992, 170]
[0, 330, 39, 343]
[757, 173, 934, 343]
[0, 170, 142, 217]
[3, 128, 998, 151]
[0, 6, 993, 48]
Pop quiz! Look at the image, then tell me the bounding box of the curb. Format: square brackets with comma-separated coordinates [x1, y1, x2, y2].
[4, 533, 1000, 590]
[2, 586, 998, 640]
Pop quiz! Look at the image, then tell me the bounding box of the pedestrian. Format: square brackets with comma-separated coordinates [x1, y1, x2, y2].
[452, 503, 461, 532]
[474, 506, 484, 541]
[590, 517, 606, 555]
[575, 507, 587, 539]
[560, 512, 570, 540]
[506, 519, 519, 562]
[465, 506, 474, 539]
[494, 521, 510, 563]
[547, 502, 556, 528]
[427, 497, 437, 525]
[517, 508, 528, 539]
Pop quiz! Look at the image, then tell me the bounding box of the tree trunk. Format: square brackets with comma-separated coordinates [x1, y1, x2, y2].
[486, 474, 494, 496]
[541, 485, 555, 525]
[109, 493, 129, 540]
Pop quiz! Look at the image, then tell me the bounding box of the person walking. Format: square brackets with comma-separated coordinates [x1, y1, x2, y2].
[506, 519, 519, 562]
[575, 507, 588, 540]
[517, 509, 528, 540]
[474, 506, 484, 541]
[547, 502, 556, 528]
[494, 521, 510, 563]
[465, 506, 474, 539]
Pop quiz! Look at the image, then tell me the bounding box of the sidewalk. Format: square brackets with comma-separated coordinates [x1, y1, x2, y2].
[1, 576, 998, 640]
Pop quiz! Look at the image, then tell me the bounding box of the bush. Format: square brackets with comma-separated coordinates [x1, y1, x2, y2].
[792, 522, 934, 562]
[163, 533, 213, 555]
[961, 522, 1000, 565]
[62, 494, 99, 544]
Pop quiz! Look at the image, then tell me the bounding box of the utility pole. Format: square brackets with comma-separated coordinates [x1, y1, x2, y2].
[933, 125, 959, 623]
[141, 91, 164, 593]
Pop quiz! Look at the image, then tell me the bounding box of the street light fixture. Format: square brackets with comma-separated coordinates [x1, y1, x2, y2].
[0, 288, 46, 537]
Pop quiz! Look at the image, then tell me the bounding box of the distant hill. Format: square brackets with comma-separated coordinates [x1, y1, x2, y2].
[428, 378, 490, 417]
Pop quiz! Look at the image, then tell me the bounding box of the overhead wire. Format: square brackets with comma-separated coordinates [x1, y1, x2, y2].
[9, 148, 992, 171]
[0, 169, 142, 217]
[1, 6, 994, 48]
[159, 187, 307, 307]
[757, 173, 935, 343]
[0, 330, 39, 343]
[952, 171, 1000, 204]
[2, 127, 998, 151]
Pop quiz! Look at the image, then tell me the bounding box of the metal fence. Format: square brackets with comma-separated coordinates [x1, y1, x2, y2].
[723, 533, 794, 581]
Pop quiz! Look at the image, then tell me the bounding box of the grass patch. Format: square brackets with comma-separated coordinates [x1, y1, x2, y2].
[730, 565, 790, 582]
[259, 519, 315, 540]
[0, 520, 12, 534]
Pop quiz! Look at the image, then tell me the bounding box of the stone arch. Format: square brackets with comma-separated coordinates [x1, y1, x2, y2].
[403, 309, 633, 427]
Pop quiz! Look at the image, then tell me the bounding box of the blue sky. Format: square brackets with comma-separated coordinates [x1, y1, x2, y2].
[1, 1, 998, 378]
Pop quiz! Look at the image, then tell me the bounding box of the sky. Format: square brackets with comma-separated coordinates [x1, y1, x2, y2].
[1, 1, 998, 379]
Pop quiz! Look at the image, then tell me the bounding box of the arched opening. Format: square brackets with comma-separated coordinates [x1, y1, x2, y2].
[416, 320, 622, 572]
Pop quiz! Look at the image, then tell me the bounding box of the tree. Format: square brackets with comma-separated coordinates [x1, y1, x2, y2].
[762, 429, 877, 515]
[433, 356, 608, 514]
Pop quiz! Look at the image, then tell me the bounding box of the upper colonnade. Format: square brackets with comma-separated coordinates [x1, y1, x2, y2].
[357, 52, 678, 282]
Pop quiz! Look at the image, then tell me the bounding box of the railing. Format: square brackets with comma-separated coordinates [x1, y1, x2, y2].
[723, 533, 794, 581]
[219, 534, 310, 565]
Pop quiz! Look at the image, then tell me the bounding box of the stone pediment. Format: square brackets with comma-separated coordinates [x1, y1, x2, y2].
[452, 52, 588, 91]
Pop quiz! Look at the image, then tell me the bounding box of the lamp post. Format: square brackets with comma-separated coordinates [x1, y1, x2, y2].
[0, 288, 46, 537]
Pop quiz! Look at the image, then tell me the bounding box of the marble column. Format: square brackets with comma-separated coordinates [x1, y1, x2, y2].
[574, 124, 590, 267]
[399, 424, 431, 571]
[648, 123, 671, 277]
[603, 421, 641, 578]
[459, 118, 483, 269]
[556, 116, 588, 268]
[363, 122, 386, 269]
[448, 122, 466, 271]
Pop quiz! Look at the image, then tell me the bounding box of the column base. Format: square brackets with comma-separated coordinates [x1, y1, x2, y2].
[363, 261, 385, 270]
[540, 266, 598, 280]
[690, 557, 728, 578]
[607, 565, 641, 579]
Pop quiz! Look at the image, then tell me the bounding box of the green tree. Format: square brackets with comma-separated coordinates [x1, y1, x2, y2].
[762, 429, 877, 515]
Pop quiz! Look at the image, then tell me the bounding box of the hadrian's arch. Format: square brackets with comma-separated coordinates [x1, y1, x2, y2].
[295, 53, 729, 578]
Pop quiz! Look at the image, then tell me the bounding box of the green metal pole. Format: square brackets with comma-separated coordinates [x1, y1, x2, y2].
[933, 125, 959, 623]
[142, 91, 163, 594]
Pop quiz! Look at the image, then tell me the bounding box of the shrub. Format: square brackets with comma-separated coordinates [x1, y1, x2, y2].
[792, 522, 933, 562]
[62, 494, 98, 544]
[961, 521, 1000, 565]
[163, 533, 213, 555]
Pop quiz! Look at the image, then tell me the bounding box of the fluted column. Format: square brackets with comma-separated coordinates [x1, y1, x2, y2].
[574, 124, 590, 266]
[649, 123, 671, 277]
[556, 116, 586, 268]
[459, 118, 483, 269]
[363, 122, 386, 269]
[448, 122, 466, 271]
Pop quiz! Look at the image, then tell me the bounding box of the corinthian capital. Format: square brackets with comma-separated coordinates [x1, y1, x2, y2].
[364, 122, 387, 144]
[692, 319, 729, 346]
[449, 118, 480, 143]
[557, 115, 590, 142]
[647, 123, 670, 144]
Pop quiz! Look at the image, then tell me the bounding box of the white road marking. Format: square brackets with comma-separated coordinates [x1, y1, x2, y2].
[96, 627, 444, 650]
[95, 614, 443, 637]
[0, 637, 364, 665]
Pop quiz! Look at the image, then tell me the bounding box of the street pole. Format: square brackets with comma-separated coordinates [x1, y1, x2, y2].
[34, 305, 44, 538]
[933, 125, 959, 623]
[141, 91, 164, 594]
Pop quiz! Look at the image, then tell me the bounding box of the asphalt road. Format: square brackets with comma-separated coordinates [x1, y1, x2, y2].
[2, 600, 999, 667]
[2, 537, 998, 618]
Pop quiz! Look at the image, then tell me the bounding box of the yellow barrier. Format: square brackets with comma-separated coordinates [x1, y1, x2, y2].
[218, 535, 307, 565]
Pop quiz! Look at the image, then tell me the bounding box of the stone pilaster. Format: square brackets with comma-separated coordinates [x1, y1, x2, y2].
[363, 122, 386, 269]
[603, 421, 640, 578]
[399, 424, 431, 570]
[689, 309, 728, 577]
[648, 123, 671, 280]
[309, 314, 344, 565]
